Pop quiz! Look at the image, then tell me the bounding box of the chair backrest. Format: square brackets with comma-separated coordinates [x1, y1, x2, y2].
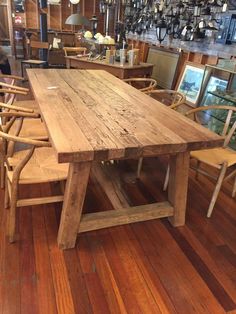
[0, 82, 28, 107]
[0, 111, 49, 165]
[0, 99, 35, 148]
[123, 77, 157, 92]
[63, 47, 87, 57]
[29, 40, 49, 60]
[0, 111, 41, 157]
[145, 89, 186, 109]
[185, 105, 236, 148]
[0, 78, 15, 105]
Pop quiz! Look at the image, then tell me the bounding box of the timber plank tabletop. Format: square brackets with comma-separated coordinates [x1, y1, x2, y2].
[27, 69, 223, 164]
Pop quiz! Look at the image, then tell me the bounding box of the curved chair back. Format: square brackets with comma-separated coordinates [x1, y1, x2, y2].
[123, 77, 157, 92]
[145, 89, 186, 109]
[0, 81, 29, 107]
[185, 105, 236, 148]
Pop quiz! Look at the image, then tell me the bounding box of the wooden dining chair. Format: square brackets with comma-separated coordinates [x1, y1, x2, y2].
[164, 105, 236, 217]
[63, 47, 87, 57]
[0, 83, 47, 141]
[0, 112, 69, 243]
[0, 76, 28, 111]
[0, 101, 48, 189]
[0, 82, 47, 143]
[145, 89, 186, 109]
[21, 41, 49, 78]
[0, 81, 39, 112]
[123, 78, 157, 93]
[0, 74, 25, 86]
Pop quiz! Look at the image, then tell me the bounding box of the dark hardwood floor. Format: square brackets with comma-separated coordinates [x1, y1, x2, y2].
[0, 59, 236, 313]
[0, 156, 236, 314]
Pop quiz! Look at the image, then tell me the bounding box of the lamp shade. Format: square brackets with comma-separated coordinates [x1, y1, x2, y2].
[65, 13, 90, 26]
[70, 0, 80, 3]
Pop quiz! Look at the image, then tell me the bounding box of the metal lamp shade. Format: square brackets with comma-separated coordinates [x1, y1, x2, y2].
[65, 13, 90, 26]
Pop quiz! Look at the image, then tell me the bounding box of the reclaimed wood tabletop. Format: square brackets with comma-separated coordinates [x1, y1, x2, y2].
[27, 69, 224, 249]
[27, 69, 222, 163]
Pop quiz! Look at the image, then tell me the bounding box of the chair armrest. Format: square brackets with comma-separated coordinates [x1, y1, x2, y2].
[0, 111, 39, 119]
[0, 101, 35, 113]
[0, 130, 51, 147]
[0, 82, 29, 92]
[0, 74, 24, 81]
[0, 89, 28, 96]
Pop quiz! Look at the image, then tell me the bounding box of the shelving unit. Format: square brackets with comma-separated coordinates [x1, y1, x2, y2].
[0, 0, 10, 43]
[11, 0, 106, 34]
[197, 63, 236, 148]
[198, 63, 236, 107]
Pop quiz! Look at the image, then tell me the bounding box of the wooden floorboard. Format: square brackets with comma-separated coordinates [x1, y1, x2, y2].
[0, 60, 236, 313]
[0, 157, 235, 314]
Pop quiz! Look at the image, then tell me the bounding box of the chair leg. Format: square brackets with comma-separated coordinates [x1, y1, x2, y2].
[8, 181, 18, 243]
[21, 62, 24, 78]
[0, 152, 5, 189]
[136, 157, 143, 179]
[163, 164, 170, 191]
[195, 160, 201, 180]
[4, 175, 9, 209]
[207, 162, 227, 218]
[232, 175, 236, 198]
[60, 180, 66, 194]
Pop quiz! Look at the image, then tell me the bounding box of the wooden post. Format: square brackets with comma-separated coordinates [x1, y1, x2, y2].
[168, 152, 190, 226]
[6, 0, 14, 56]
[57, 161, 91, 249]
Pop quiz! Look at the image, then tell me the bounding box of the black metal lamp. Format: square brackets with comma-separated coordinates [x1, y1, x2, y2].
[99, 0, 107, 14]
[156, 18, 167, 43]
[167, 15, 180, 38]
[90, 15, 98, 36]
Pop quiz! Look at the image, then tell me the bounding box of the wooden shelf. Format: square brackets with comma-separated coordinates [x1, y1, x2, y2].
[25, 0, 39, 29]
[11, 0, 108, 34]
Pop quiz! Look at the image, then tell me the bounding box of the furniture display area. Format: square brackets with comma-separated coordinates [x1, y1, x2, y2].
[27, 31, 78, 66]
[21, 40, 49, 77]
[27, 68, 223, 249]
[2, 0, 236, 310]
[65, 56, 154, 79]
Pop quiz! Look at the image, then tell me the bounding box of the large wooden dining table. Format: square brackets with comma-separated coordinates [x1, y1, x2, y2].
[27, 68, 223, 249]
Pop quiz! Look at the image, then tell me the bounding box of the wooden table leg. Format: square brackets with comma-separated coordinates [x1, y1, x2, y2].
[66, 59, 71, 69]
[168, 152, 190, 227]
[57, 161, 91, 249]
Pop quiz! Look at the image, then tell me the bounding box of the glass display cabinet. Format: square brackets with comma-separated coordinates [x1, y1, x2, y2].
[197, 63, 236, 149]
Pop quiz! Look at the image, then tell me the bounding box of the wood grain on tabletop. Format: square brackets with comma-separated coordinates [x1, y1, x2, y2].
[27, 69, 223, 163]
